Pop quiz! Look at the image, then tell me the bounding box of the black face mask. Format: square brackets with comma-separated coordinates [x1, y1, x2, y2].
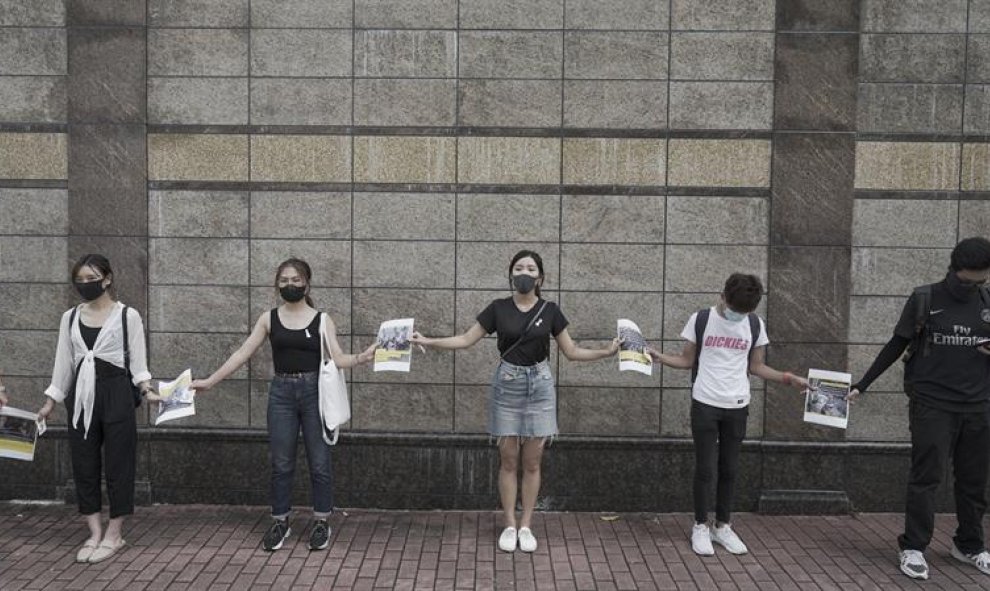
[280, 285, 307, 303]
[946, 271, 981, 301]
[74, 280, 106, 302]
[511, 274, 537, 294]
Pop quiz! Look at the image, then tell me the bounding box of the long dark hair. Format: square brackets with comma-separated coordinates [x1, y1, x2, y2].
[508, 250, 545, 297]
[71, 254, 116, 299]
[275, 258, 315, 307]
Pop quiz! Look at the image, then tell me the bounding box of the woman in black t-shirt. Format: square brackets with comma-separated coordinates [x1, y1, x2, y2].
[412, 250, 619, 554]
[191, 258, 376, 553]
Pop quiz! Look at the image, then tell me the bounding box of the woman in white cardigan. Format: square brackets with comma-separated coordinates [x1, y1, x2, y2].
[37, 254, 161, 564]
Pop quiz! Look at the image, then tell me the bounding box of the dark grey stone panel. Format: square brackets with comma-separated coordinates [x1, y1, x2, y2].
[857, 83, 962, 134]
[68, 235, 149, 313]
[762, 344, 847, 442]
[776, 0, 859, 32]
[67, 0, 144, 25]
[774, 33, 858, 131]
[770, 133, 855, 246]
[768, 246, 850, 343]
[68, 124, 147, 236]
[68, 27, 145, 124]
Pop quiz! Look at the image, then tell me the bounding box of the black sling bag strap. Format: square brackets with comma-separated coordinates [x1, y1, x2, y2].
[121, 306, 144, 407]
[500, 301, 550, 361]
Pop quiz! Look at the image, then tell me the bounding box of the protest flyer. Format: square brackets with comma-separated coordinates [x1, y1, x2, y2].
[374, 318, 414, 372]
[156, 369, 196, 426]
[804, 369, 852, 429]
[0, 406, 41, 461]
[617, 319, 652, 376]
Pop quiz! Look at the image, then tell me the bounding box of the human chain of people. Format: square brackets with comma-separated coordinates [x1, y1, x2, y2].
[1, 238, 989, 582]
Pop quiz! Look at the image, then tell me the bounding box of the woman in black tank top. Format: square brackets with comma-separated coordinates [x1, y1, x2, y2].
[191, 258, 376, 552]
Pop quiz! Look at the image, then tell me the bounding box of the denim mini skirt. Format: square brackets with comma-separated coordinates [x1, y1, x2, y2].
[488, 359, 558, 438]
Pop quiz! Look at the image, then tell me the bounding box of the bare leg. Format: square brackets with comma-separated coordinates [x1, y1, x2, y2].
[519, 438, 546, 529]
[498, 437, 521, 528]
[103, 516, 124, 544]
[84, 513, 102, 545]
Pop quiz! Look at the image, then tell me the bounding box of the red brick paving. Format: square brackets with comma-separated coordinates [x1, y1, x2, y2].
[1, 504, 990, 590]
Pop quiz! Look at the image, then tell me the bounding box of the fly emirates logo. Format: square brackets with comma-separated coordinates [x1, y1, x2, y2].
[703, 335, 750, 350]
[932, 324, 986, 346]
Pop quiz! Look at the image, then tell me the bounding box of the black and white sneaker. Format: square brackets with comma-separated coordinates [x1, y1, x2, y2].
[262, 519, 291, 551]
[309, 519, 331, 551]
[899, 549, 929, 580]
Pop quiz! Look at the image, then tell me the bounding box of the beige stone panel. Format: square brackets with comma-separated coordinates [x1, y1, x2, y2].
[0, 132, 66, 179]
[855, 141, 959, 190]
[250, 135, 350, 183]
[353, 135, 455, 183]
[148, 133, 248, 181]
[667, 139, 770, 187]
[961, 143, 990, 190]
[458, 137, 560, 185]
[562, 138, 665, 185]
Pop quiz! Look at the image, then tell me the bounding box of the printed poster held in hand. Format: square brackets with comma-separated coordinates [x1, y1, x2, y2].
[803, 368, 851, 430]
[0, 406, 43, 461]
[617, 319, 652, 376]
[374, 318, 415, 372]
[155, 369, 196, 426]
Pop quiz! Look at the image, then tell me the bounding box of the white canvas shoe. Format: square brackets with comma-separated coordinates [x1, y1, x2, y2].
[498, 527, 517, 552]
[518, 527, 537, 553]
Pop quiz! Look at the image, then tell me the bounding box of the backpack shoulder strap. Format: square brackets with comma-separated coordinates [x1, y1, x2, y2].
[912, 284, 933, 336]
[691, 308, 710, 384]
[747, 313, 760, 349]
[746, 313, 761, 374]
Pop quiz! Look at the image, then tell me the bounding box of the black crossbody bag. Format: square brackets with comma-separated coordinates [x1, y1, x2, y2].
[499, 301, 550, 361]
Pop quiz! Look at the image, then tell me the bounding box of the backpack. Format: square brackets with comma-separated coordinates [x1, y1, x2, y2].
[690, 308, 761, 384]
[904, 283, 990, 362]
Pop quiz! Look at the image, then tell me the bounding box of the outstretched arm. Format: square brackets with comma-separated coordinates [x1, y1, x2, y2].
[748, 346, 808, 390]
[646, 341, 696, 369]
[191, 312, 270, 391]
[324, 315, 375, 369]
[411, 322, 487, 351]
[555, 328, 620, 361]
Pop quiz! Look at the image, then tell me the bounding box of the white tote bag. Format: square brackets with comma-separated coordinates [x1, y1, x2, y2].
[318, 313, 350, 445]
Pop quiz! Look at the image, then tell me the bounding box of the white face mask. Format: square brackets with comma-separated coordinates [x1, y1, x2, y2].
[723, 308, 747, 323]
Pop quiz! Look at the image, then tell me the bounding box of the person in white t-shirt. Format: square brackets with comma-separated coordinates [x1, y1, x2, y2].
[647, 273, 808, 557]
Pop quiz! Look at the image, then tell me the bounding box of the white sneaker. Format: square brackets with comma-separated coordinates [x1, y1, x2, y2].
[498, 527, 517, 552]
[691, 523, 714, 556]
[951, 545, 990, 575]
[711, 523, 748, 555]
[899, 549, 929, 580]
[518, 527, 537, 553]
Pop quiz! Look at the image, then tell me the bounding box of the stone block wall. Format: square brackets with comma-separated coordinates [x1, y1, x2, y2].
[0, 0, 985, 511]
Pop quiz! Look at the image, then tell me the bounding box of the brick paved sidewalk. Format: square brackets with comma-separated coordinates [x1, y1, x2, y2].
[2, 504, 990, 590]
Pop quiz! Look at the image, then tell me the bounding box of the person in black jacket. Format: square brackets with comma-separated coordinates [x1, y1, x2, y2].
[849, 237, 990, 581]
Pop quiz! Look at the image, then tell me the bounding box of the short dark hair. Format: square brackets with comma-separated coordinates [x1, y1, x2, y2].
[723, 273, 762, 313]
[71, 254, 116, 299]
[950, 237, 990, 272]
